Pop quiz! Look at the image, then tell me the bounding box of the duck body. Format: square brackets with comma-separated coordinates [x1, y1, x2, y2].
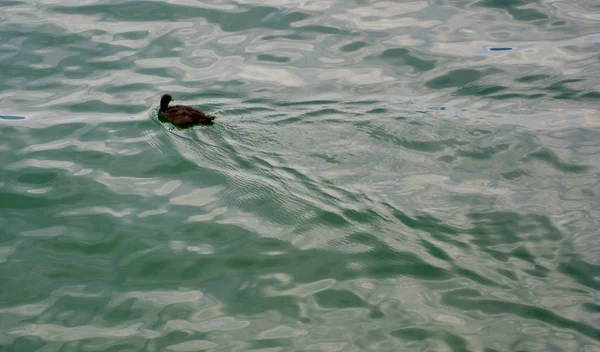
[159, 94, 215, 127]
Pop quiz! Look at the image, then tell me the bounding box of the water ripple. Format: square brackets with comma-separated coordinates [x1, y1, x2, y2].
[2, 0, 600, 350]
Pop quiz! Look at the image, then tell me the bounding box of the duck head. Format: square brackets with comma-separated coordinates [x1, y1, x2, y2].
[160, 94, 174, 111]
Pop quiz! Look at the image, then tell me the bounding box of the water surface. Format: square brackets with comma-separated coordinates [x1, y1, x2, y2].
[1, 0, 600, 351]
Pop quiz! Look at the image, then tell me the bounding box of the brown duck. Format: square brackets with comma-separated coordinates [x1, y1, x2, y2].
[159, 94, 215, 127]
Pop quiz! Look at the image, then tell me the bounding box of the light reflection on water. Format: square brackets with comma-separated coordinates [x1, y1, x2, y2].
[1, 0, 600, 351]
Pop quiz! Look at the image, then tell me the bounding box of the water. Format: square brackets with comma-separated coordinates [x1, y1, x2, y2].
[1, 0, 600, 350]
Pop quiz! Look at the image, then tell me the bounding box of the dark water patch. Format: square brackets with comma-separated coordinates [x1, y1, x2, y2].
[16, 170, 60, 185]
[438, 155, 456, 163]
[558, 257, 600, 290]
[343, 208, 386, 225]
[522, 265, 551, 278]
[350, 234, 451, 280]
[502, 168, 531, 180]
[0, 115, 25, 120]
[314, 289, 367, 309]
[251, 338, 294, 350]
[390, 208, 469, 249]
[583, 303, 600, 313]
[390, 327, 434, 340]
[516, 74, 551, 83]
[442, 288, 600, 341]
[242, 98, 271, 104]
[497, 268, 518, 281]
[260, 25, 343, 42]
[581, 91, 600, 100]
[0, 191, 54, 209]
[525, 78, 600, 101]
[50, 3, 308, 33]
[341, 41, 369, 52]
[369, 308, 385, 319]
[48, 1, 217, 21]
[551, 20, 567, 27]
[426, 68, 501, 89]
[401, 138, 463, 153]
[4, 336, 47, 352]
[554, 92, 585, 102]
[490, 92, 547, 100]
[2, 0, 26, 5]
[522, 148, 590, 173]
[343, 100, 382, 106]
[421, 239, 453, 262]
[304, 208, 349, 229]
[146, 331, 211, 351]
[297, 25, 346, 35]
[455, 143, 510, 160]
[260, 33, 307, 41]
[468, 212, 563, 246]
[474, 0, 548, 21]
[545, 79, 584, 91]
[113, 30, 149, 41]
[390, 327, 470, 352]
[456, 84, 507, 97]
[256, 54, 292, 63]
[309, 152, 341, 164]
[373, 48, 436, 72]
[225, 255, 291, 271]
[366, 107, 388, 114]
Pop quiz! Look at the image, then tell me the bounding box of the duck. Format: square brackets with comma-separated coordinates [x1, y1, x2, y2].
[159, 94, 215, 127]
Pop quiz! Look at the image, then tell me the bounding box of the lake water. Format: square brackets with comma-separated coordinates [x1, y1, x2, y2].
[1, 0, 600, 351]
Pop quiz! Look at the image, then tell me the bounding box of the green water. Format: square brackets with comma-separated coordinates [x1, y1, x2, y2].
[1, 0, 600, 350]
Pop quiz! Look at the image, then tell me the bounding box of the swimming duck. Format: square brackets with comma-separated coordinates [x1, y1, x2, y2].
[159, 94, 215, 127]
